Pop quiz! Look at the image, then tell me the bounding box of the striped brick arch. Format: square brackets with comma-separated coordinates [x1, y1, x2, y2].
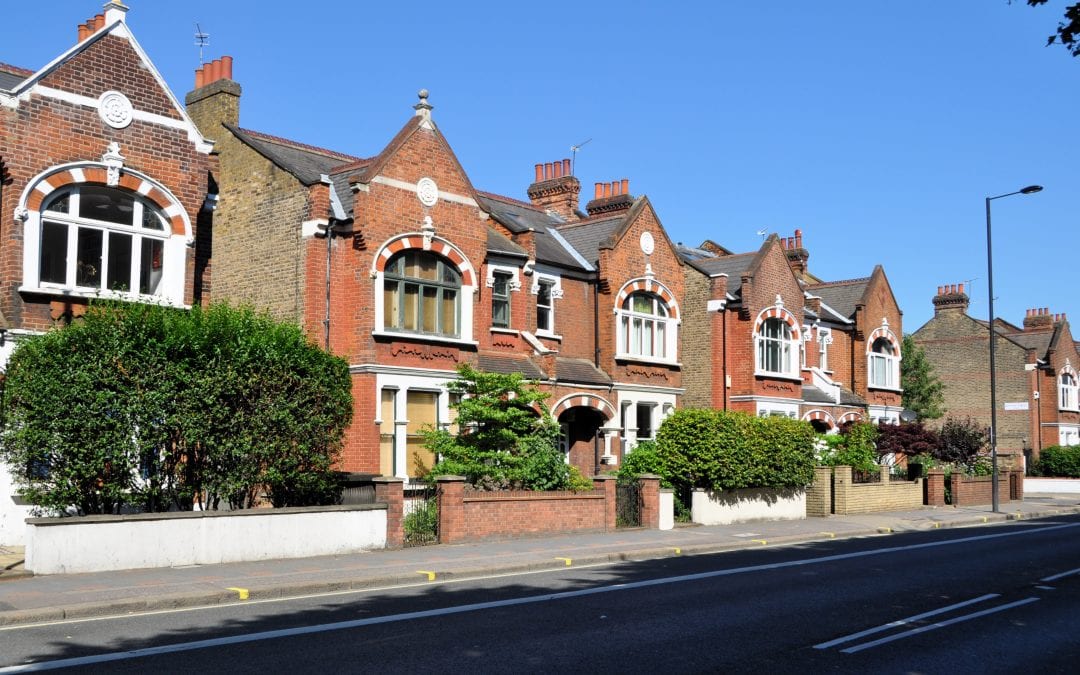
[753, 303, 798, 334]
[803, 409, 836, 429]
[372, 235, 476, 287]
[866, 325, 900, 354]
[614, 278, 680, 319]
[837, 412, 863, 425]
[551, 393, 616, 421]
[20, 163, 190, 237]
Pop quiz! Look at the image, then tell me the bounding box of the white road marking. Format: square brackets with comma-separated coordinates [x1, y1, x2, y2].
[839, 597, 1041, 654]
[1, 522, 1075, 671]
[813, 594, 999, 649]
[1040, 566, 1080, 583]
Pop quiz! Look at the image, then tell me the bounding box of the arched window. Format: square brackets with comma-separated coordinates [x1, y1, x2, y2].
[37, 185, 168, 296]
[1059, 371, 1078, 411]
[617, 292, 673, 360]
[382, 250, 461, 337]
[756, 317, 797, 376]
[868, 337, 899, 388]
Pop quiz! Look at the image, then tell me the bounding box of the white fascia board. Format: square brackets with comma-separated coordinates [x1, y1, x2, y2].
[545, 226, 595, 272]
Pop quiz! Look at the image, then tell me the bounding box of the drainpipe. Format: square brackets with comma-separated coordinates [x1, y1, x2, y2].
[593, 276, 601, 367]
[722, 309, 728, 410]
[320, 174, 350, 352]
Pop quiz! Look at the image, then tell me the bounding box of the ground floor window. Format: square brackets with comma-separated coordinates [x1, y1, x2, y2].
[406, 391, 439, 477]
[379, 389, 397, 477]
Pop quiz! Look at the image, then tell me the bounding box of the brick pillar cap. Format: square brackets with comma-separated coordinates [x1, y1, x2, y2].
[372, 476, 405, 484]
[637, 474, 662, 480]
[659, 488, 674, 493]
[592, 475, 617, 481]
[435, 475, 467, 483]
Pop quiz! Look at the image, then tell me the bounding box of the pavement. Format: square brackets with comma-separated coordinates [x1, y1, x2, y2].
[1, 494, 1078, 628]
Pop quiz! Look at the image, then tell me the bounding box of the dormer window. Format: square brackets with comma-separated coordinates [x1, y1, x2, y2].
[1060, 370, 1078, 411]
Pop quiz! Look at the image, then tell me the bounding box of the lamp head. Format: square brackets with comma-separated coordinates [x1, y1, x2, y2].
[1020, 185, 1043, 194]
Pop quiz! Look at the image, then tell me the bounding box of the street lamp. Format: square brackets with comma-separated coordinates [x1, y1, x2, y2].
[986, 184, 1042, 513]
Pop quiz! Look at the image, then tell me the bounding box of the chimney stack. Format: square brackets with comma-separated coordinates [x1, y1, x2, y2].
[585, 178, 634, 217]
[784, 228, 810, 279]
[77, 13, 106, 43]
[185, 56, 241, 133]
[1023, 306, 1055, 332]
[932, 282, 969, 315]
[527, 158, 582, 223]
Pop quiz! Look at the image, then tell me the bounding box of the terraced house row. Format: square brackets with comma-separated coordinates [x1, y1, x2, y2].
[1, 3, 903, 495]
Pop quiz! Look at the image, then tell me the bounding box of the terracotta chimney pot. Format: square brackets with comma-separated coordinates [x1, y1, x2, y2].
[562, 159, 571, 175]
[221, 55, 233, 80]
[195, 67, 205, 88]
[621, 178, 629, 195]
[594, 183, 603, 199]
[553, 161, 563, 178]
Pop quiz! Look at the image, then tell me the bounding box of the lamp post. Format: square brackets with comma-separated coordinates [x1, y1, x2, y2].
[986, 184, 1042, 513]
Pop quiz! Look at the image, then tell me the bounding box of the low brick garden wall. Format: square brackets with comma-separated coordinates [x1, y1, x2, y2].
[807, 466, 924, 516]
[925, 469, 1023, 507]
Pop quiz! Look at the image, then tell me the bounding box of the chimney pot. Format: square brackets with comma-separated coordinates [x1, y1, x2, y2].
[221, 55, 233, 80]
[621, 178, 629, 195]
[562, 159, 571, 175]
[195, 67, 205, 89]
[795, 230, 803, 248]
[95, 14, 105, 30]
[78, 24, 88, 42]
[534, 164, 543, 182]
[594, 183, 603, 199]
[553, 161, 563, 179]
[603, 183, 611, 198]
[544, 162, 553, 180]
[936, 286, 943, 296]
[958, 282, 964, 294]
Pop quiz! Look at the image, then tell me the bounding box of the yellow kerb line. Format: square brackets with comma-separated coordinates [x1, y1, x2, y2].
[672, 547, 681, 555]
[417, 571, 436, 581]
[751, 539, 767, 546]
[555, 557, 572, 566]
[226, 587, 249, 600]
[818, 532, 835, 538]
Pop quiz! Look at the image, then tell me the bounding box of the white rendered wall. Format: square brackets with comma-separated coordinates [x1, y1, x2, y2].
[0, 464, 34, 546]
[1024, 477, 1080, 494]
[692, 487, 806, 526]
[25, 505, 387, 574]
[659, 490, 674, 531]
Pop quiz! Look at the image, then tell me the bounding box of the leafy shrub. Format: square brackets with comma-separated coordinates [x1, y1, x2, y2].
[617, 441, 669, 487]
[1034, 445, 1080, 477]
[0, 302, 352, 515]
[875, 422, 939, 461]
[403, 500, 438, 540]
[936, 418, 987, 470]
[818, 422, 879, 472]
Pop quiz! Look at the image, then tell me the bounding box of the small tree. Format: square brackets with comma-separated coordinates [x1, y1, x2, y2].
[424, 364, 581, 490]
[875, 422, 940, 462]
[901, 335, 945, 420]
[936, 417, 987, 470]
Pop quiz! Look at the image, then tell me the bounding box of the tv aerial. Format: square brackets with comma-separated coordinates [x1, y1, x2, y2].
[570, 138, 592, 176]
[194, 23, 210, 63]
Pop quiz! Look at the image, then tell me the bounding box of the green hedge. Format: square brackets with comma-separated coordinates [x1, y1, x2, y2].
[1034, 446, 1080, 478]
[651, 409, 816, 496]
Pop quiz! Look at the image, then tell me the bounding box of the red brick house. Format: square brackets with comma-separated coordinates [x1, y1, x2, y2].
[912, 284, 1080, 465]
[680, 230, 904, 431]
[186, 62, 686, 478]
[0, 2, 216, 542]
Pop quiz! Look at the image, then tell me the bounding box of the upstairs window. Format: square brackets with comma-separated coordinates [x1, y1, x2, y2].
[618, 292, 673, 360]
[818, 328, 832, 371]
[756, 318, 797, 376]
[536, 279, 555, 334]
[868, 337, 899, 389]
[383, 250, 461, 337]
[38, 185, 168, 296]
[1060, 371, 1078, 411]
[491, 271, 511, 328]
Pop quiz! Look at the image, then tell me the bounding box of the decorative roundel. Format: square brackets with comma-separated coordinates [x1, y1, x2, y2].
[416, 177, 439, 207]
[98, 91, 133, 129]
[640, 231, 655, 255]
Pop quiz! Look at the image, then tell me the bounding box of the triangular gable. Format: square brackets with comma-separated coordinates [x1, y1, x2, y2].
[597, 196, 684, 267]
[9, 18, 211, 153]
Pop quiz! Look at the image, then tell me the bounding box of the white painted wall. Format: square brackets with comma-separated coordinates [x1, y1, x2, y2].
[25, 505, 387, 574]
[659, 490, 674, 531]
[692, 487, 806, 526]
[0, 464, 34, 546]
[1024, 477, 1080, 494]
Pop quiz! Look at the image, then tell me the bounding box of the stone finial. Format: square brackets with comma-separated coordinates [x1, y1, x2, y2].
[414, 89, 433, 122]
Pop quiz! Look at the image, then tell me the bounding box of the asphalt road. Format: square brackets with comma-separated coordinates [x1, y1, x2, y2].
[2, 514, 1079, 673]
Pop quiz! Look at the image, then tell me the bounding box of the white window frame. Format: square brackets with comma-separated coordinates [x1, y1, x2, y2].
[616, 292, 678, 363]
[756, 317, 800, 378]
[1059, 368, 1079, 412]
[755, 400, 799, 419]
[868, 336, 900, 389]
[532, 272, 561, 337]
[818, 326, 832, 372]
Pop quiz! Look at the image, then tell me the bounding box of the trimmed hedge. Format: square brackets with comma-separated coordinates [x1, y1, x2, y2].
[1034, 445, 1080, 478]
[653, 409, 816, 496]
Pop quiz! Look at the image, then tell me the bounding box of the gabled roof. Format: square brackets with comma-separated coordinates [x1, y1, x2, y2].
[555, 216, 624, 266]
[225, 123, 365, 187]
[477, 193, 591, 272]
[802, 385, 866, 407]
[0, 62, 30, 91]
[679, 249, 757, 280]
[808, 277, 871, 320]
[1006, 331, 1054, 355]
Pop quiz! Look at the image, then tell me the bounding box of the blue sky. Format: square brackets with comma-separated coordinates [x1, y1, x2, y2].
[5, 1, 1076, 333]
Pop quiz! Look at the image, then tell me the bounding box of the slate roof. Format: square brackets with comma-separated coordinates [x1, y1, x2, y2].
[555, 357, 612, 386]
[676, 245, 757, 297]
[225, 124, 365, 187]
[477, 194, 592, 272]
[486, 227, 528, 258]
[556, 217, 624, 266]
[1003, 330, 1054, 355]
[808, 278, 870, 320]
[802, 385, 866, 407]
[477, 353, 544, 379]
[0, 67, 27, 90]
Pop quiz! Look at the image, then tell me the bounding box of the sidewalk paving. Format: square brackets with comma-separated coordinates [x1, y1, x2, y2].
[1, 495, 1078, 627]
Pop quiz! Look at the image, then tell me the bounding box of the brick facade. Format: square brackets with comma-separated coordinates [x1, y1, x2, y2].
[912, 284, 1080, 466]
